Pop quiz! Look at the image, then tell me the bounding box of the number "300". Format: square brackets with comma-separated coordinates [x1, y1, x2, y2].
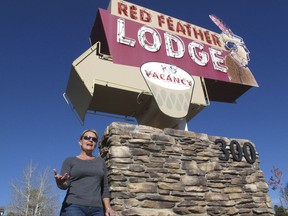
[215, 139, 256, 164]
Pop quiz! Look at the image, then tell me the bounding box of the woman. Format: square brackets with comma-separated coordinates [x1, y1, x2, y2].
[53, 129, 116, 216]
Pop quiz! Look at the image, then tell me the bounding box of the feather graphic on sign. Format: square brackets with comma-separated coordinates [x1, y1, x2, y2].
[209, 14, 250, 68]
[209, 14, 232, 36]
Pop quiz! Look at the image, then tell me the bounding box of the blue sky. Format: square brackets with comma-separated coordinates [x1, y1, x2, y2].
[1, 0, 287, 208]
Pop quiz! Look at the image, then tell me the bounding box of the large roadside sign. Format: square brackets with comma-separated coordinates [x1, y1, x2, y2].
[65, 0, 258, 129]
[91, 0, 258, 102]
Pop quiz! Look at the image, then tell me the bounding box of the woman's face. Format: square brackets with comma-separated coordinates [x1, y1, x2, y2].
[79, 131, 98, 152]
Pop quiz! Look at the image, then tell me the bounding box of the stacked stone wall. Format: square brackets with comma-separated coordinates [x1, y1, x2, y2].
[99, 122, 274, 216]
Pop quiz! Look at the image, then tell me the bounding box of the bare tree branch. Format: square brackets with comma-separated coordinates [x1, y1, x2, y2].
[7, 161, 60, 216]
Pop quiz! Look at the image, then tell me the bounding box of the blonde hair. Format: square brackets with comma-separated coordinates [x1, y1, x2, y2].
[79, 129, 98, 142]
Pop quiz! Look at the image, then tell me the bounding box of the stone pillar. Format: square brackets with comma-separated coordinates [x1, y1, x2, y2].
[99, 122, 274, 216]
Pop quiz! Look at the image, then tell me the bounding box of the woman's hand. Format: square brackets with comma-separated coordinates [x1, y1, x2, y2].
[53, 169, 70, 189]
[105, 207, 116, 216]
